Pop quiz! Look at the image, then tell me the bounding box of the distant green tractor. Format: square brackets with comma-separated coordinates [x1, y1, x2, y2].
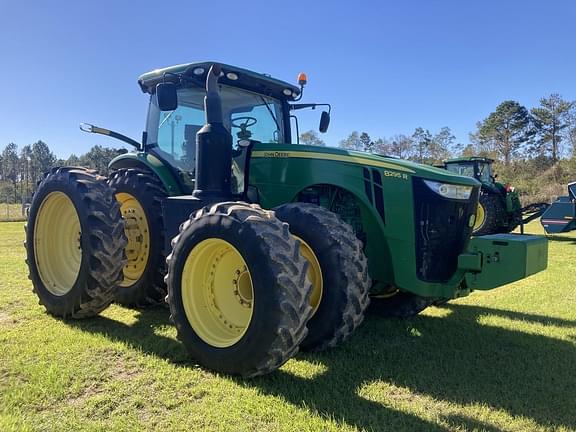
[25, 63, 548, 377]
[442, 157, 523, 235]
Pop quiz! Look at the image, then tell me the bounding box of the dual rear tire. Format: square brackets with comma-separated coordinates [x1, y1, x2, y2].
[165, 202, 371, 375]
[26, 166, 168, 317]
[273, 203, 371, 351]
[166, 202, 313, 377]
[107, 168, 168, 307]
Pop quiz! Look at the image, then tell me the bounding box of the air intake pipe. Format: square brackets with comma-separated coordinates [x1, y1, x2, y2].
[192, 63, 233, 201]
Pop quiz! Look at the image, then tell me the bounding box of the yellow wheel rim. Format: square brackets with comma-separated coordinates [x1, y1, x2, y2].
[473, 202, 485, 231]
[116, 192, 150, 287]
[295, 236, 323, 316]
[34, 191, 82, 296]
[181, 238, 254, 348]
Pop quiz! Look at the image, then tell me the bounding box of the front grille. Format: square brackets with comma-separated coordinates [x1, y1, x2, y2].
[413, 178, 479, 282]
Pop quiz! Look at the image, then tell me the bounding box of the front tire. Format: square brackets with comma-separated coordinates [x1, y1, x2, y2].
[274, 203, 371, 351]
[108, 168, 167, 307]
[473, 193, 506, 236]
[166, 202, 312, 377]
[25, 167, 127, 318]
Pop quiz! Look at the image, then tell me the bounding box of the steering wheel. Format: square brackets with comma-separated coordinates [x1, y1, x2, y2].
[231, 116, 257, 129]
[232, 116, 257, 142]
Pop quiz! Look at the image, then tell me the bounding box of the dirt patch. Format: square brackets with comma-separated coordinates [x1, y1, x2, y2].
[0, 311, 18, 326]
[0, 367, 27, 387]
[92, 347, 143, 382]
[110, 360, 141, 382]
[63, 349, 144, 409]
[66, 383, 106, 408]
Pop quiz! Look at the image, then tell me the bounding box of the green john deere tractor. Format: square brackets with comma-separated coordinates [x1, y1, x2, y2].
[25, 62, 548, 377]
[442, 157, 523, 235]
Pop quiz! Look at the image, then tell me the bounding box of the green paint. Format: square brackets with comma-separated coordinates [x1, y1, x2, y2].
[112, 138, 548, 299]
[108, 152, 184, 195]
[465, 234, 548, 290]
[126, 63, 548, 301]
[249, 143, 544, 299]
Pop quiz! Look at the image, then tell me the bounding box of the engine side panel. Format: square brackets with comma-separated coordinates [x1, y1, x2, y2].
[248, 144, 478, 298]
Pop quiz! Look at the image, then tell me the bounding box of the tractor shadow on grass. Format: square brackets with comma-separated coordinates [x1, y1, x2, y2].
[246, 303, 576, 431]
[67, 306, 190, 364]
[69, 303, 576, 431]
[68, 308, 449, 431]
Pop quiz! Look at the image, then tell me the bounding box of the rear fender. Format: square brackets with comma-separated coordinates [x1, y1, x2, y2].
[108, 152, 184, 195]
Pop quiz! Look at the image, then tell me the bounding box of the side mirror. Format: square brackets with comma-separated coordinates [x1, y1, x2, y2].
[319, 111, 330, 133]
[156, 82, 178, 111]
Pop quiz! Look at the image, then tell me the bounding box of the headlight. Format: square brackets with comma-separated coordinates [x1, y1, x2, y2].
[423, 180, 473, 200]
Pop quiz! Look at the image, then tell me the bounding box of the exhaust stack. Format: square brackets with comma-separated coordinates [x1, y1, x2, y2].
[192, 63, 233, 201]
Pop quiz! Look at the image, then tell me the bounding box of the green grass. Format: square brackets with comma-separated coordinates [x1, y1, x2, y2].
[0, 204, 27, 222]
[0, 221, 574, 432]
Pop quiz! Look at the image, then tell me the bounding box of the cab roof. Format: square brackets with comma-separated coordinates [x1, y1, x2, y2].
[138, 61, 301, 101]
[444, 156, 494, 164]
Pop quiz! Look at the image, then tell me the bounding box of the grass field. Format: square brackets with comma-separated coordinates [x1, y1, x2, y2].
[0, 221, 574, 432]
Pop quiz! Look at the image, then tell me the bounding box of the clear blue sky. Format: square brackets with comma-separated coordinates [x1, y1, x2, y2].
[0, 1, 574, 158]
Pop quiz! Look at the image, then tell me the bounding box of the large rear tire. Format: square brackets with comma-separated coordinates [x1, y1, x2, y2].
[108, 168, 168, 307]
[166, 202, 312, 377]
[274, 203, 371, 351]
[473, 193, 506, 236]
[25, 167, 127, 318]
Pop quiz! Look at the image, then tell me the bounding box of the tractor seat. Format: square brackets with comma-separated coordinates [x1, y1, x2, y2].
[568, 181, 576, 202]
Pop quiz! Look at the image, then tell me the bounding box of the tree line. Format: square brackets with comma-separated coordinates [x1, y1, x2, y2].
[1, 92, 574, 204]
[299, 93, 576, 203]
[301, 93, 575, 166]
[0, 142, 125, 204]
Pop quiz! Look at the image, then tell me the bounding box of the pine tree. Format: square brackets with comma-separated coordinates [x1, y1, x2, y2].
[531, 94, 573, 162]
[412, 127, 432, 162]
[359, 132, 374, 153]
[477, 101, 532, 165]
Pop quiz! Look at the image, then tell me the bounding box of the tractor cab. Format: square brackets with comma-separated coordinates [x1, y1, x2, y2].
[442, 156, 523, 235]
[443, 157, 495, 187]
[135, 62, 329, 194]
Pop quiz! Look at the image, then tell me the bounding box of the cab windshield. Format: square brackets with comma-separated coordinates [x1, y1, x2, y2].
[445, 163, 475, 178]
[476, 162, 492, 183]
[146, 85, 285, 171]
[445, 162, 492, 183]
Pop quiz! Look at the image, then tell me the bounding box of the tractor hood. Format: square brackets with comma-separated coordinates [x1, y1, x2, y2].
[252, 144, 480, 187]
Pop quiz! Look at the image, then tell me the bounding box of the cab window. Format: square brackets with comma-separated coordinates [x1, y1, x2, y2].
[445, 163, 475, 177]
[147, 85, 285, 172]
